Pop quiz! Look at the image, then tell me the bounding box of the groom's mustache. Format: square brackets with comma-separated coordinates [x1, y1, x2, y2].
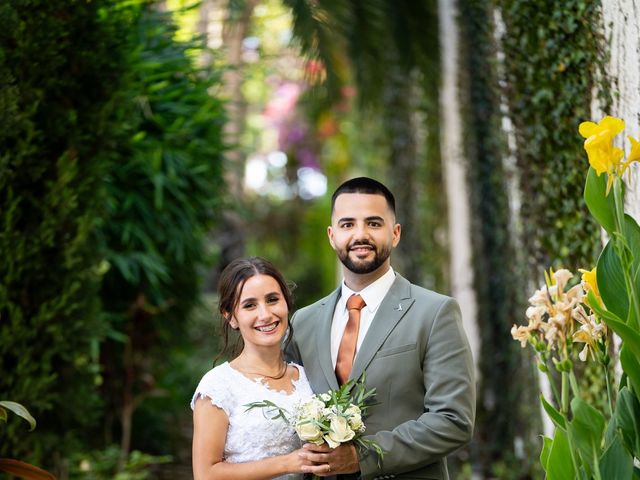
[349, 240, 375, 250]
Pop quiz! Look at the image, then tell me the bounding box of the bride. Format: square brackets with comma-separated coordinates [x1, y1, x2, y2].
[191, 257, 315, 480]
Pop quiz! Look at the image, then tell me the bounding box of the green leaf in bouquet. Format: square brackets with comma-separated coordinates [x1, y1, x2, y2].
[243, 400, 290, 424]
[615, 387, 640, 459]
[569, 397, 605, 472]
[540, 395, 566, 430]
[597, 240, 630, 322]
[546, 428, 576, 480]
[599, 428, 634, 480]
[355, 437, 384, 468]
[584, 167, 618, 234]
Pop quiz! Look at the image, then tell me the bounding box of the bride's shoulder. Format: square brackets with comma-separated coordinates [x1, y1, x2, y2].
[191, 362, 236, 412]
[288, 362, 309, 381]
[196, 362, 233, 387]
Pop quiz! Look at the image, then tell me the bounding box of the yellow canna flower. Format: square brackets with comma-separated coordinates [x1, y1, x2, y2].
[579, 267, 600, 298]
[578, 116, 626, 194]
[628, 135, 640, 164]
[578, 115, 625, 140]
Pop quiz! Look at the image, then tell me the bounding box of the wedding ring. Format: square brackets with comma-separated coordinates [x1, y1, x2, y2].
[327, 464, 332, 472]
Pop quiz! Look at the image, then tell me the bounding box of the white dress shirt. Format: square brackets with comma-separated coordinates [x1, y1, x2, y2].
[330, 267, 396, 368]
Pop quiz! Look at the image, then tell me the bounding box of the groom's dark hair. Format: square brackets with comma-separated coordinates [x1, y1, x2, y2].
[331, 177, 396, 215]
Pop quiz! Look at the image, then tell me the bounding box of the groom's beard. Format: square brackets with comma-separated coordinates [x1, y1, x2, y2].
[337, 240, 391, 274]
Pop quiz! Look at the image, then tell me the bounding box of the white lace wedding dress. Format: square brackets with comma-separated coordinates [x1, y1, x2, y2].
[191, 361, 314, 480]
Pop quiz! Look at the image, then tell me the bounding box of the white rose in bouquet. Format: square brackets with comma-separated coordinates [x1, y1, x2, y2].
[299, 397, 324, 421]
[295, 420, 324, 445]
[344, 405, 364, 432]
[326, 414, 355, 448]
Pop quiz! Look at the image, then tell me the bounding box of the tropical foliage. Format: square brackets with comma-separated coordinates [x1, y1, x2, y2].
[0, 0, 226, 473]
[512, 116, 640, 478]
[0, 0, 131, 461]
[97, 4, 225, 463]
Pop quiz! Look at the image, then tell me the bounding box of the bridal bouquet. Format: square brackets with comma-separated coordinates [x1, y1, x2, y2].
[245, 376, 384, 464]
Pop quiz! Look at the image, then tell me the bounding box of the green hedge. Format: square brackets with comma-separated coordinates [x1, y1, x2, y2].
[0, 0, 131, 462]
[96, 5, 226, 457]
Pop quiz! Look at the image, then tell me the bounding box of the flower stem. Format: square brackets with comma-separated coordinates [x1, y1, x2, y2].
[561, 371, 580, 475]
[569, 370, 580, 399]
[603, 362, 614, 418]
[544, 370, 562, 413]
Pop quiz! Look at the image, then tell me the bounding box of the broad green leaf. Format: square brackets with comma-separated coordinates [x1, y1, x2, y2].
[569, 397, 605, 471]
[603, 417, 617, 449]
[547, 428, 576, 480]
[584, 167, 617, 233]
[541, 435, 553, 471]
[620, 346, 640, 397]
[597, 240, 629, 321]
[599, 430, 633, 480]
[0, 459, 55, 480]
[541, 395, 566, 430]
[591, 295, 640, 362]
[0, 401, 36, 431]
[622, 214, 640, 328]
[0, 407, 7, 423]
[615, 387, 640, 459]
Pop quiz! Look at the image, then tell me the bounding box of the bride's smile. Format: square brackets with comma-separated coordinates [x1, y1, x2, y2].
[255, 321, 280, 333]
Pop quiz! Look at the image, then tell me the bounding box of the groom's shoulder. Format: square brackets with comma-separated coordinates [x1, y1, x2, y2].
[404, 277, 456, 307]
[293, 290, 336, 319]
[411, 283, 451, 301]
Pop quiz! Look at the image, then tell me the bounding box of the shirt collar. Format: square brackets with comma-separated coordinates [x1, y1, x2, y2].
[340, 267, 396, 312]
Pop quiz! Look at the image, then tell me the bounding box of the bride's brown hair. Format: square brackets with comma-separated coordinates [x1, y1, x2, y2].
[214, 257, 295, 364]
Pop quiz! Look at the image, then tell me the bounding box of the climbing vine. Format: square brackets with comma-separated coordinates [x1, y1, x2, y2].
[457, 0, 541, 477]
[457, 0, 609, 477]
[498, 0, 609, 273]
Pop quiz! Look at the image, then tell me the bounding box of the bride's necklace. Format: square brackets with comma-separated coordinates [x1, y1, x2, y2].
[236, 360, 288, 380]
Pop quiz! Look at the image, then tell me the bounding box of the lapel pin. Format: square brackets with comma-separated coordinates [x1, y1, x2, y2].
[396, 304, 403, 311]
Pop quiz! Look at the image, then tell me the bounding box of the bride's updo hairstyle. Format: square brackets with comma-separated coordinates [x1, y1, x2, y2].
[215, 257, 294, 363]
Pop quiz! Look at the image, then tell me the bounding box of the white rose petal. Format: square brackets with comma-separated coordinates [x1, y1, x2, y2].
[296, 421, 323, 443]
[327, 415, 355, 446]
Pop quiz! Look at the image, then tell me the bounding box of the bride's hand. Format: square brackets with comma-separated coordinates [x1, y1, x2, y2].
[298, 442, 359, 476]
[284, 447, 315, 474]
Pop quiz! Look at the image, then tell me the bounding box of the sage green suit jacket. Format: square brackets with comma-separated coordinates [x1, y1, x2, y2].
[285, 274, 476, 480]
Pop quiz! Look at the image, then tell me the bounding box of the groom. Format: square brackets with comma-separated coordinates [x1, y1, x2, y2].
[286, 177, 476, 480]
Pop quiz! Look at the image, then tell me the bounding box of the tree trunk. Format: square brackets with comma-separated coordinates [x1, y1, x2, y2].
[438, 0, 480, 373]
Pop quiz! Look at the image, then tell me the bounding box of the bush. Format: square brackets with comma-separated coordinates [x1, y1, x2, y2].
[0, 0, 131, 464]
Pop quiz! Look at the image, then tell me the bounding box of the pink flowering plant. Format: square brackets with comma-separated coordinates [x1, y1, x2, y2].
[512, 116, 640, 479]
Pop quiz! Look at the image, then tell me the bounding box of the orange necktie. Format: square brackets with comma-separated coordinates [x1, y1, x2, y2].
[335, 294, 366, 385]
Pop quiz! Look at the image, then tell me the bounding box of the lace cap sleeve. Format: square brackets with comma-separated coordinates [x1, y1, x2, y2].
[190, 364, 234, 415]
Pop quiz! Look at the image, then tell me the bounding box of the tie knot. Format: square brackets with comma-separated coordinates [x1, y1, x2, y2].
[346, 294, 366, 311]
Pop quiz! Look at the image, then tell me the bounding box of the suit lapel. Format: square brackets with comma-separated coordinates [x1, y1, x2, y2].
[349, 275, 414, 382]
[316, 287, 341, 390]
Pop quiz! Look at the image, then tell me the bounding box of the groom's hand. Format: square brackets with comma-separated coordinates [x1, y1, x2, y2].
[299, 442, 359, 476]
